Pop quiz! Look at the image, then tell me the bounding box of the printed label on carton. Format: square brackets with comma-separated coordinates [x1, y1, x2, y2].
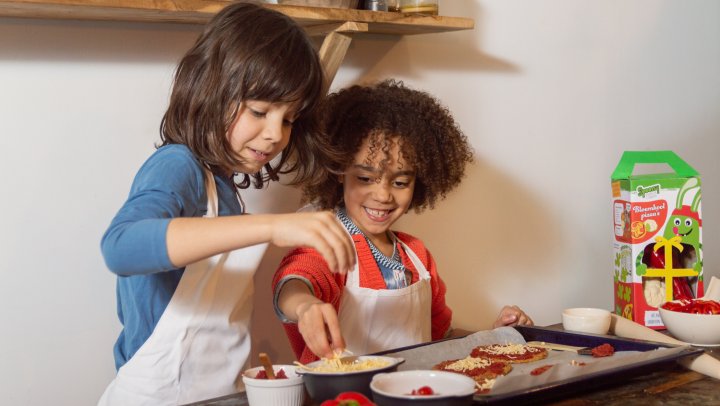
[611, 151, 704, 329]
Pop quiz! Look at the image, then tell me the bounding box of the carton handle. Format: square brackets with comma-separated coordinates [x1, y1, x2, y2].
[611, 151, 698, 180]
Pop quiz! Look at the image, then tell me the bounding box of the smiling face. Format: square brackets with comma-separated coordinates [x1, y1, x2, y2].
[342, 135, 416, 248]
[669, 215, 699, 240]
[226, 100, 298, 175]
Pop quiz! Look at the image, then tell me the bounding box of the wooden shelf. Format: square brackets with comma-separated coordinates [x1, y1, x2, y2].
[0, 1, 474, 82]
[0, 1, 473, 31]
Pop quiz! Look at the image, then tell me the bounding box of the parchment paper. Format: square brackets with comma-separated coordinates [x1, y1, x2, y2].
[381, 326, 691, 397]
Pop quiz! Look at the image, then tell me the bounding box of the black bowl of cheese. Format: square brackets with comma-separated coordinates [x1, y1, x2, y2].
[296, 355, 404, 403]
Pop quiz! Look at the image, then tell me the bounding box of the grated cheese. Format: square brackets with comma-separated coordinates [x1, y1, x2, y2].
[476, 377, 496, 391]
[444, 356, 492, 372]
[478, 344, 541, 355]
[298, 356, 391, 373]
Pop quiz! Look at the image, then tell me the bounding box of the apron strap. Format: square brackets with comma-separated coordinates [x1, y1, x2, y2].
[202, 167, 219, 218]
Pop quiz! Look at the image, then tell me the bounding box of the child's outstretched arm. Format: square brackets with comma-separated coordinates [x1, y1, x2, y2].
[276, 279, 346, 359]
[493, 305, 534, 328]
[166, 211, 355, 274]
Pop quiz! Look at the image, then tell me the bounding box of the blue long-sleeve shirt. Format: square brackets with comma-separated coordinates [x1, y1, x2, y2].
[101, 144, 243, 370]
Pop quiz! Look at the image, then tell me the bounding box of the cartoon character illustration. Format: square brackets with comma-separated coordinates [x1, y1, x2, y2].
[622, 303, 633, 321]
[636, 178, 702, 301]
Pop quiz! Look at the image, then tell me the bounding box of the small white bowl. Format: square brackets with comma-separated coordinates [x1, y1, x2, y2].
[370, 370, 476, 405]
[562, 308, 611, 335]
[659, 300, 720, 346]
[242, 365, 304, 406]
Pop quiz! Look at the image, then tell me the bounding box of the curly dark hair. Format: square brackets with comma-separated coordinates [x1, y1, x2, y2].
[304, 79, 474, 212]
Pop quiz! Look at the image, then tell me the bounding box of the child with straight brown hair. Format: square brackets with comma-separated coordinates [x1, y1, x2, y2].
[99, 3, 354, 404]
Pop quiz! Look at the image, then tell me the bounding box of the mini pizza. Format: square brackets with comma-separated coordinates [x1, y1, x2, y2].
[470, 343, 549, 363]
[433, 355, 512, 393]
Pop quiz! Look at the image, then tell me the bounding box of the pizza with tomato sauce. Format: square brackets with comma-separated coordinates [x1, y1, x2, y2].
[470, 343, 548, 363]
[432, 355, 512, 394]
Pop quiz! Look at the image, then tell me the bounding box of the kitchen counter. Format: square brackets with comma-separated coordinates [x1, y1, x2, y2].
[189, 342, 720, 406]
[547, 362, 720, 405]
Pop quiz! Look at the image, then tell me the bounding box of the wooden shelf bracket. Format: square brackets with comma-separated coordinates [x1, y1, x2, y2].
[315, 21, 368, 85]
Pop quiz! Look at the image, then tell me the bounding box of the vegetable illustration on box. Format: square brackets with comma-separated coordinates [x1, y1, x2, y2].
[611, 151, 704, 329]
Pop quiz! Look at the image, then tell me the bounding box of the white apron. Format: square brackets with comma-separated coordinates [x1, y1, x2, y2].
[338, 236, 432, 355]
[99, 168, 267, 406]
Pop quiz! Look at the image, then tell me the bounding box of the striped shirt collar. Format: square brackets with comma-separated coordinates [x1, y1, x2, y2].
[336, 207, 409, 289]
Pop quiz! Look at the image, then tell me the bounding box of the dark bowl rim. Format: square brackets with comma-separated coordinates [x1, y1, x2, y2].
[296, 356, 405, 376]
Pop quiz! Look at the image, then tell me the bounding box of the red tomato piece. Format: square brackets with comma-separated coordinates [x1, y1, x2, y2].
[530, 364, 553, 376]
[409, 385, 434, 396]
[253, 368, 288, 379]
[591, 343, 615, 358]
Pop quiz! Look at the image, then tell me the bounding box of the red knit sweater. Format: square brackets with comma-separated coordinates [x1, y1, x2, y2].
[271, 231, 453, 364]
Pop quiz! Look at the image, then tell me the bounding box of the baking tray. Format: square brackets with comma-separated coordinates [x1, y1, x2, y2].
[375, 325, 704, 405]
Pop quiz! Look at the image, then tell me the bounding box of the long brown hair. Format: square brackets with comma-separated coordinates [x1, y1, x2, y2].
[160, 1, 331, 189]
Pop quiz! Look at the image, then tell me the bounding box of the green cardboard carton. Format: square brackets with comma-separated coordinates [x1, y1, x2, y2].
[611, 151, 703, 329]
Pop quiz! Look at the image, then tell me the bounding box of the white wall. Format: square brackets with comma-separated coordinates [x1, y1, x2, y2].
[1, 1, 718, 404]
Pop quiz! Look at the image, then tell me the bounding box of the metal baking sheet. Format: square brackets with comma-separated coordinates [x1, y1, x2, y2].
[375, 325, 704, 404]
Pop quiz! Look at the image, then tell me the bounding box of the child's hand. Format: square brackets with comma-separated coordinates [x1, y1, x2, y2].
[493, 305, 534, 328]
[271, 211, 355, 274]
[296, 300, 346, 360]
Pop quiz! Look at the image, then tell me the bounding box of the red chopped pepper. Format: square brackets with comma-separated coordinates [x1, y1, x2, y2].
[672, 277, 694, 301]
[320, 392, 375, 406]
[662, 299, 720, 315]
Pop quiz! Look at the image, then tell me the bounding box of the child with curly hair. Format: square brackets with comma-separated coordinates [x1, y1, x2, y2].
[272, 79, 533, 363]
